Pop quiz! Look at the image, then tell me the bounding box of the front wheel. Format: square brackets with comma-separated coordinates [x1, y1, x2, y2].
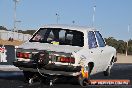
[104, 59, 114, 76]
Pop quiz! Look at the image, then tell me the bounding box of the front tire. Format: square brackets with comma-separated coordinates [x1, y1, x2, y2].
[104, 59, 114, 76]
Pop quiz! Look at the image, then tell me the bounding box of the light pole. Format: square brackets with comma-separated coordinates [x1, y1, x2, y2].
[126, 24, 130, 56]
[13, 0, 20, 40]
[92, 0, 96, 27]
[16, 20, 21, 32]
[13, 0, 20, 32]
[56, 13, 59, 24]
[92, 5, 96, 27]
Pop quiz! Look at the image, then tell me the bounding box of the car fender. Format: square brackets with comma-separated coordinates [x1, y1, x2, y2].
[72, 51, 93, 67]
[104, 53, 116, 71]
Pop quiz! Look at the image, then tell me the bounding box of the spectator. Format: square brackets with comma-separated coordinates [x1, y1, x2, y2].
[8, 37, 11, 41]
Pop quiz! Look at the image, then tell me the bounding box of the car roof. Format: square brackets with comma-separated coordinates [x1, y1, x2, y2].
[42, 24, 96, 33]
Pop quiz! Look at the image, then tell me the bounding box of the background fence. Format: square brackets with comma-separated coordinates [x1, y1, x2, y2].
[0, 30, 31, 41]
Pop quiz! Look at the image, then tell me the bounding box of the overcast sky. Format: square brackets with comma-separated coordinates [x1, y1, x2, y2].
[0, 0, 132, 40]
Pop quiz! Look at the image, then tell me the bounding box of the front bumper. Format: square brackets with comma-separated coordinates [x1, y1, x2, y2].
[13, 61, 81, 76]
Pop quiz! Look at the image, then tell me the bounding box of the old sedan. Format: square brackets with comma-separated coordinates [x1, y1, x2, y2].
[13, 24, 117, 87]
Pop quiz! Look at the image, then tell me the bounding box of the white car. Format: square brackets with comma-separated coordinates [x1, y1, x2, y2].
[13, 24, 117, 86]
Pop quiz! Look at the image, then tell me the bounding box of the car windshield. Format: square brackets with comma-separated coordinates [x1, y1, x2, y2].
[29, 28, 84, 47]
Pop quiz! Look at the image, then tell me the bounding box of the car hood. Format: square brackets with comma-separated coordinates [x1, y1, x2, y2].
[18, 42, 83, 53]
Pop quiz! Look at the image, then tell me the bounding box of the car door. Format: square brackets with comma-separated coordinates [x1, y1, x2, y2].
[85, 31, 103, 74]
[95, 31, 110, 71]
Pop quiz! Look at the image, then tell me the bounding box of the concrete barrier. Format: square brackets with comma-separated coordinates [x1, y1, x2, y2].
[0, 30, 31, 41]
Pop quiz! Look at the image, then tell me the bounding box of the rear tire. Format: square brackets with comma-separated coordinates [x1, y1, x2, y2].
[23, 71, 34, 82]
[23, 71, 41, 84]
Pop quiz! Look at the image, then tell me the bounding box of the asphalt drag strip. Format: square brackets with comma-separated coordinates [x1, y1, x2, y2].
[0, 64, 131, 88]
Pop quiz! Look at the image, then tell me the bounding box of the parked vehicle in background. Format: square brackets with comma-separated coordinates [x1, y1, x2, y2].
[13, 24, 117, 87]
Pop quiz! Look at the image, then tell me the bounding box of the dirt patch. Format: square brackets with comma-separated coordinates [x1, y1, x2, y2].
[116, 54, 132, 63]
[0, 40, 24, 46]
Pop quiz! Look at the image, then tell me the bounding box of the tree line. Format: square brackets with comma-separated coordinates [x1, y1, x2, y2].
[105, 37, 132, 55]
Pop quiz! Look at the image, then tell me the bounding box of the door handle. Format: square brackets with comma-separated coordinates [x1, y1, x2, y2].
[101, 50, 103, 53]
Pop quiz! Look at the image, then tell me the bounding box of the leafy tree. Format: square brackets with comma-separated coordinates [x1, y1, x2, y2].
[117, 40, 126, 53]
[105, 37, 132, 55]
[105, 37, 118, 49]
[128, 46, 132, 55]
